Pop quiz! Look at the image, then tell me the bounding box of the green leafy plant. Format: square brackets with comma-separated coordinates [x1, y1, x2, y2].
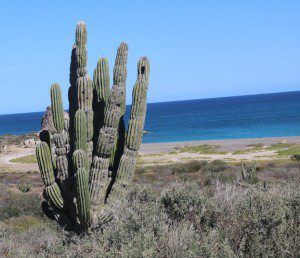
[36, 21, 150, 233]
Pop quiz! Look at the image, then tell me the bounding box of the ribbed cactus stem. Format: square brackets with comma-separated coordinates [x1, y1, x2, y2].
[74, 110, 87, 152]
[53, 132, 69, 183]
[113, 42, 128, 115]
[137, 57, 150, 84]
[126, 80, 147, 150]
[74, 22, 92, 165]
[76, 22, 87, 48]
[76, 22, 88, 77]
[76, 76, 93, 143]
[96, 85, 121, 156]
[89, 85, 122, 207]
[108, 57, 150, 203]
[93, 58, 110, 104]
[93, 58, 110, 141]
[73, 150, 88, 171]
[108, 44, 129, 174]
[77, 77, 93, 112]
[36, 142, 55, 186]
[36, 142, 64, 209]
[76, 167, 91, 228]
[45, 182, 64, 209]
[50, 83, 64, 132]
[68, 44, 77, 150]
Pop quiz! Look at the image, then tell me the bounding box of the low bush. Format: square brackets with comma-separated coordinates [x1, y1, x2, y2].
[0, 193, 42, 220]
[18, 182, 32, 193]
[0, 180, 299, 256]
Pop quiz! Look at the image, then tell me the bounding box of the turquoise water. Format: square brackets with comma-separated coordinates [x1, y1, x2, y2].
[0, 91, 299, 143]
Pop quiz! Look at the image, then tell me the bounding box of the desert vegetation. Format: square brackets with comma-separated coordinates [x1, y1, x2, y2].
[0, 159, 299, 256]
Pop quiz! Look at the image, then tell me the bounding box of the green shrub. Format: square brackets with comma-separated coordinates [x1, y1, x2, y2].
[18, 182, 32, 193]
[160, 182, 205, 221]
[171, 160, 208, 174]
[209, 159, 229, 172]
[0, 181, 299, 257]
[0, 193, 42, 220]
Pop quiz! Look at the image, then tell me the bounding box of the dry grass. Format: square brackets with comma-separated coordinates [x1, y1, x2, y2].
[175, 144, 227, 154]
[10, 154, 37, 163]
[0, 132, 38, 147]
[0, 160, 299, 256]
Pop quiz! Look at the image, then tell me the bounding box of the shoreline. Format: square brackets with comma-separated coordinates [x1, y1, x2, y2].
[140, 136, 300, 154]
[0, 135, 299, 172]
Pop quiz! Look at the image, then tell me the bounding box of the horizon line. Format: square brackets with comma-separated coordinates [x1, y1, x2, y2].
[0, 89, 299, 116]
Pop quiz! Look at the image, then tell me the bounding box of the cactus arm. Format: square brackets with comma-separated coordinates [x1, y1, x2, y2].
[89, 85, 122, 208]
[36, 142, 55, 186]
[113, 42, 128, 115]
[50, 83, 65, 133]
[36, 142, 64, 209]
[45, 182, 64, 209]
[107, 57, 150, 203]
[76, 167, 91, 228]
[75, 22, 94, 165]
[49, 83, 70, 183]
[109, 43, 129, 176]
[73, 149, 88, 171]
[93, 58, 110, 143]
[68, 44, 77, 151]
[75, 22, 88, 77]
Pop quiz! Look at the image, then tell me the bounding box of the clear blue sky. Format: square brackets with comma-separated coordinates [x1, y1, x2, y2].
[1, 0, 300, 114]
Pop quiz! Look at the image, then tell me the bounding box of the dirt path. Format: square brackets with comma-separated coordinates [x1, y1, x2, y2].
[0, 146, 38, 172]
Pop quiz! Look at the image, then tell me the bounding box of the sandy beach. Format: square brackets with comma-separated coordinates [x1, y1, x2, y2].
[0, 135, 299, 173]
[140, 136, 300, 154]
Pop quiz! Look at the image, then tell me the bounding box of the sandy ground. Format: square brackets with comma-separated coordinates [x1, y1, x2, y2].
[140, 136, 300, 154]
[0, 146, 38, 172]
[139, 150, 279, 166]
[137, 136, 300, 165]
[0, 136, 299, 172]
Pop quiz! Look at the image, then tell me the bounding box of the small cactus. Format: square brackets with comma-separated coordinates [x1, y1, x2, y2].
[241, 161, 259, 184]
[18, 182, 32, 193]
[36, 21, 150, 232]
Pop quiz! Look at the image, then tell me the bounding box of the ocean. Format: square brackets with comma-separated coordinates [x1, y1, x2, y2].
[0, 91, 299, 143]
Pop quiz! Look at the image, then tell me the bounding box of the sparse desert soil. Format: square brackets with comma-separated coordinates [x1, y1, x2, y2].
[1, 135, 300, 173]
[140, 136, 300, 154]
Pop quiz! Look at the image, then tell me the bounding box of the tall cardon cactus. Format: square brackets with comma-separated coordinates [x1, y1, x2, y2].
[36, 21, 150, 232]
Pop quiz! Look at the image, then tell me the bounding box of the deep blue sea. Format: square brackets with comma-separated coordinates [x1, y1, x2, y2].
[0, 91, 299, 143]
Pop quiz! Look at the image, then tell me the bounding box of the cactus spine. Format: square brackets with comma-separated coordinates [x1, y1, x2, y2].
[37, 22, 150, 232]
